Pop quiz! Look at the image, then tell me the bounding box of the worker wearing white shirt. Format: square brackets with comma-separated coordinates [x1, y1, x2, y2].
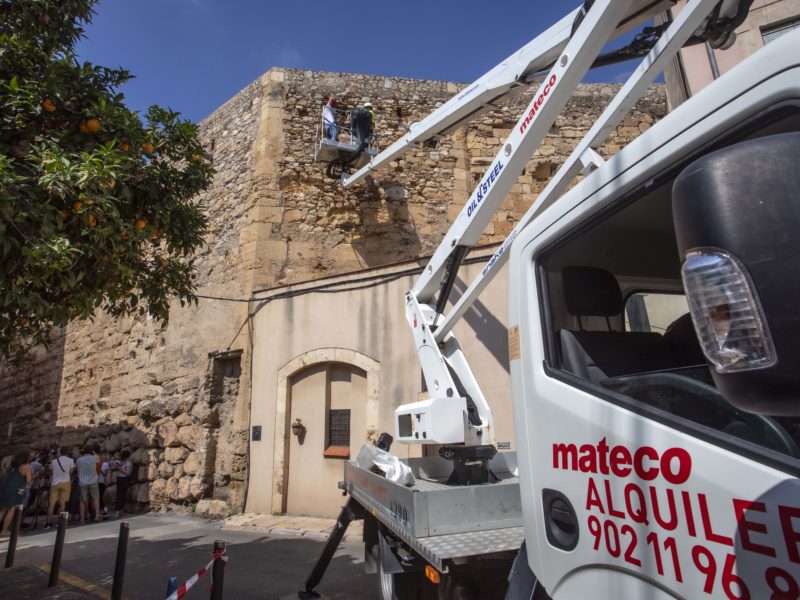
[323, 97, 338, 140]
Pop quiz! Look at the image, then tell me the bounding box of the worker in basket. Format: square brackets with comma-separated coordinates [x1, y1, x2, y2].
[351, 101, 375, 148]
[325, 101, 376, 180]
[323, 97, 338, 141]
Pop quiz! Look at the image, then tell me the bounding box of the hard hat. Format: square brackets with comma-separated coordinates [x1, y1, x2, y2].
[364, 102, 373, 109]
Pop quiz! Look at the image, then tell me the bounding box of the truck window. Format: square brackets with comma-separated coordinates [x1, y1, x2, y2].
[540, 180, 800, 467]
[624, 292, 688, 333]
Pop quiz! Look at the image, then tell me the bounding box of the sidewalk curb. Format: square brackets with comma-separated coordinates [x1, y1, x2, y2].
[222, 513, 363, 542]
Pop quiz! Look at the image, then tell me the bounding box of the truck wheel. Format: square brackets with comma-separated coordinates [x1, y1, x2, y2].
[378, 558, 397, 600]
[378, 546, 421, 600]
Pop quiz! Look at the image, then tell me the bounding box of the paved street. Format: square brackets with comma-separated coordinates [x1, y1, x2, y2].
[0, 512, 374, 599]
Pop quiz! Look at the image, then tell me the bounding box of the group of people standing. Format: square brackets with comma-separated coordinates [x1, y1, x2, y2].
[0, 444, 135, 536]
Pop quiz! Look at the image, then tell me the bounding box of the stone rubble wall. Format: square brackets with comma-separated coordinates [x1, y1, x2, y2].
[0, 329, 65, 463]
[261, 70, 665, 284]
[0, 68, 666, 514]
[0, 78, 263, 509]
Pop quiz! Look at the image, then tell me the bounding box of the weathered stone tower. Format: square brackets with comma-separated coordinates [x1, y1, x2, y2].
[0, 68, 666, 516]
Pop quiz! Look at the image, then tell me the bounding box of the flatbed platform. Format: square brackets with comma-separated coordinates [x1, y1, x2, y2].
[342, 453, 523, 571]
[315, 138, 377, 169]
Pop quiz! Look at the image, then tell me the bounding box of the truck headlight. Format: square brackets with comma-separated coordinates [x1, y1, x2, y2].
[681, 248, 776, 374]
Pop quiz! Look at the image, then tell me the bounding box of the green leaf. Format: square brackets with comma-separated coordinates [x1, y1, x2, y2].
[0, 0, 213, 362]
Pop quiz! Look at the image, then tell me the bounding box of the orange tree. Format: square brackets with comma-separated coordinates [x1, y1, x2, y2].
[0, 0, 213, 360]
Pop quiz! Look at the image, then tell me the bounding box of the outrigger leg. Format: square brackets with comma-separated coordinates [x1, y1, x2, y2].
[298, 498, 360, 599]
[298, 433, 393, 598]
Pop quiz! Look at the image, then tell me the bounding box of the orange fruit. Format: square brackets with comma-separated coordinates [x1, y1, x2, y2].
[87, 213, 97, 228]
[72, 201, 83, 212]
[42, 98, 56, 112]
[142, 143, 155, 155]
[85, 118, 101, 133]
[120, 142, 129, 152]
[135, 218, 147, 231]
[101, 179, 116, 190]
[79, 122, 89, 133]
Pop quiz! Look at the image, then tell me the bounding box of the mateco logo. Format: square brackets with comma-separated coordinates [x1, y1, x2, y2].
[519, 74, 558, 135]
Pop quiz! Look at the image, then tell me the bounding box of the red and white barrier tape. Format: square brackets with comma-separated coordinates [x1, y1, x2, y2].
[166, 550, 227, 600]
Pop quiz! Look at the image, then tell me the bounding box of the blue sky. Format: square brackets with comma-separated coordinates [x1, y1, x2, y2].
[76, 0, 640, 123]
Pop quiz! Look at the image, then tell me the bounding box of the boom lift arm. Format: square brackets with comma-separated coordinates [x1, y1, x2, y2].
[343, 1, 679, 188]
[343, 0, 753, 462]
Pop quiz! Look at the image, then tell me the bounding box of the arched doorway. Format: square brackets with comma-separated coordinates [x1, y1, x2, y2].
[273, 349, 379, 517]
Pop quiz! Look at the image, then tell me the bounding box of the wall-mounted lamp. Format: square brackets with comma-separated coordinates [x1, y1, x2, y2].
[291, 418, 306, 439]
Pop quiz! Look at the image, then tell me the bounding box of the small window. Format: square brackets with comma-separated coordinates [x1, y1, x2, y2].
[328, 409, 351, 447]
[762, 18, 800, 45]
[625, 292, 688, 333]
[322, 363, 365, 459]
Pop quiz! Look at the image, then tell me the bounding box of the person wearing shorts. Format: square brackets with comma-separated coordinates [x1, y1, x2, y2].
[76, 446, 100, 524]
[46, 447, 74, 528]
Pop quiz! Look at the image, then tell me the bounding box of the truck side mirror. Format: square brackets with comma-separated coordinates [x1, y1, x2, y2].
[672, 132, 800, 416]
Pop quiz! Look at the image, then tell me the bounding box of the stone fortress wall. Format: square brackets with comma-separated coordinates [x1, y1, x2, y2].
[0, 68, 666, 516]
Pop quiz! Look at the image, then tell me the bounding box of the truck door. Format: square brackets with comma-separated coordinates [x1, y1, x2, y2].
[508, 49, 800, 599]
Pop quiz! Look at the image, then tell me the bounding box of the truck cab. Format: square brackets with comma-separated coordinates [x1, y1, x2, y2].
[509, 29, 800, 598]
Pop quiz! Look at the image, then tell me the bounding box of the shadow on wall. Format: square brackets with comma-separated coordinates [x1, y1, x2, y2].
[0, 328, 66, 458]
[18, 420, 151, 518]
[451, 276, 510, 373]
[23, 417, 206, 516]
[351, 178, 421, 267]
[3, 348, 248, 516]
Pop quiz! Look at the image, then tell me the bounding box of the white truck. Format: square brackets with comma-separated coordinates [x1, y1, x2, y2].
[302, 1, 800, 598]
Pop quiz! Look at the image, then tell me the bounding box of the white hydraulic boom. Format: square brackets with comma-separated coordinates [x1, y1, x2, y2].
[341, 0, 753, 454]
[343, 1, 678, 189]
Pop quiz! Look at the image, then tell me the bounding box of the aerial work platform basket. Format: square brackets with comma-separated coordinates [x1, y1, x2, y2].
[314, 106, 379, 172]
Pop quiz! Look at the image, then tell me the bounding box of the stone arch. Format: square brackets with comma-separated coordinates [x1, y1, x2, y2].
[272, 348, 379, 512]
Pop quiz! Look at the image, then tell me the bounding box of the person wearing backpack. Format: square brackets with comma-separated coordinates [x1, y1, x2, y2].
[45, 446, 74, 529]
[351, 105, 372, 148]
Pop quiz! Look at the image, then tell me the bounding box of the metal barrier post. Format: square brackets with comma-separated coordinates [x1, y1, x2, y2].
[165, 576, 178, 598]
[210, 540, 226, 600]
[4, 504, 23, 568]
[48, 512, 68, 586]
[111, 521, 130, 600]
